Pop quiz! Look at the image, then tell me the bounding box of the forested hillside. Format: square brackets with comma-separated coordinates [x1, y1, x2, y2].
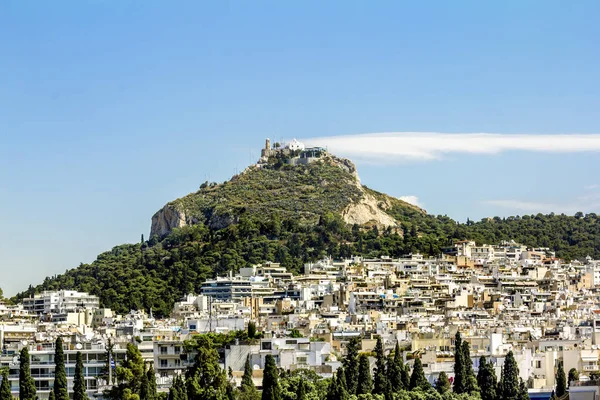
[15, 210, 600, 316]
[13, 153, 600, 315]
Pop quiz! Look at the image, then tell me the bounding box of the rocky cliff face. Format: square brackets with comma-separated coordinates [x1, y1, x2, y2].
[151, 205, 190, 238]
[341, 192, 398, 227]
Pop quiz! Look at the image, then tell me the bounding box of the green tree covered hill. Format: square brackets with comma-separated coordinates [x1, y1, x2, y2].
[14, 154, 600, 316]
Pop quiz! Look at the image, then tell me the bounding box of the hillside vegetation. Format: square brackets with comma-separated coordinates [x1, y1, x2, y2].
[15, 155, 600, 316]
[171, 157, 363, 226]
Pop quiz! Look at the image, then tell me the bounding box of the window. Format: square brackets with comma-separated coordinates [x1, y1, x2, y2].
[536, 360, 541, 369]
[174, 346, 181, 353]
[160, 360, 168, 368]
[262, 342, 272, 350]
[161, 347, 168, 355]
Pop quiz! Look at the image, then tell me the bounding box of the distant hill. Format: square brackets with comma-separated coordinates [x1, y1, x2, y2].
[150, 151, 422, 237]
[15, 146, 600, 316]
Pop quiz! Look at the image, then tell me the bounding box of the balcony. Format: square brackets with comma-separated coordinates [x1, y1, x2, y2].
[583, 365, 598, 371]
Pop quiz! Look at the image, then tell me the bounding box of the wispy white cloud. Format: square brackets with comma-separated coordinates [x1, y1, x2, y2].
[305, 132, 600, 162]
[398, 195, 423, 208]
[585, 184, 600, 190]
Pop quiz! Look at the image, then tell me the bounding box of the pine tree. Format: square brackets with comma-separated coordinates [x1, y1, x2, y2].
[357, 354, 372, 395]
[373, 337, 387, 395]
[502, 351, 520, 400]
[409, 357, 429, 390]
[462, 341, 478, 393]
[434, 371, 451, 394]
[54, 337, 69, 400]
[568, 368, 579, 388]
[73, 351, 88, 400]
[261, 354, 281, 400]
[343, 338, 360, 395]
[1, 369, 12, 400]
[477, 356, 497, 400]
[169, 375, 188, 400]
[556, 361, 567, 397]
[19, 348, 36, 400]
[453, 332, 465, 394]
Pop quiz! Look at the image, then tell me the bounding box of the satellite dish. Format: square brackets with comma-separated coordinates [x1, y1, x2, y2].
[76, 343, 83, 350]
[253, 364, 260, 370]
[21, 340, 28, 346]
[12, 356, 18, 363]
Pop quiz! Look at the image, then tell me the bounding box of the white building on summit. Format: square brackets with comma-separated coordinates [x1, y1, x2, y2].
[287, 138, 305, 151]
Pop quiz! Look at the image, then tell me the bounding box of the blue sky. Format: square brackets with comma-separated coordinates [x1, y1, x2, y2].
[1, 1, 599, 295]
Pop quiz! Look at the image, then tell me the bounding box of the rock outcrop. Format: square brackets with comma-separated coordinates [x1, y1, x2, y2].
[341, 192, 398, 227]
[151, 204, 190, 238]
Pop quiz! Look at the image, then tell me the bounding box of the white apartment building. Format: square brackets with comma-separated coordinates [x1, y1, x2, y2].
[201, 276, 274, 301]
[22, 291, 99, 315]
[0, 341, 126, 399]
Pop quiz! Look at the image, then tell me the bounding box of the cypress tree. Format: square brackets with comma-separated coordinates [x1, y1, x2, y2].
[453, 332, 465, 394]
[242, 355, 254, 389]
[386, 354, 399, 393]
[240, 356, 260, 400]
[477, 356, 497, 400]
[49, 392, 55, 400]
[147, 365, 157, 400]
[325, 375, 338, 400]
[343, 338, 360, 395]
[261, 354, 281, 400]
[54, 337, 69, 400]
[19, 347, 36, 400]
[518, 378, 529, 400]
[462, 341, 478, 393]
[502, 351, 520, 400]
[326, 369, 349, 400]
[373, 337, 387, 395]
[388, 343, 403, 392]
[400, 358, 410, 389]
[1, 369, 12, 400]
[336, 367, 349, 400]
[409, 357, 429, 390]
[141, 365, 150, 400]
[296, 378, 307, 400]
[556, 361, 566, 397]
[434, 371, 451, 394]
[73, 351, 88, 400]
[549, 390, 558, 400]
[357, 354, 372, 396]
